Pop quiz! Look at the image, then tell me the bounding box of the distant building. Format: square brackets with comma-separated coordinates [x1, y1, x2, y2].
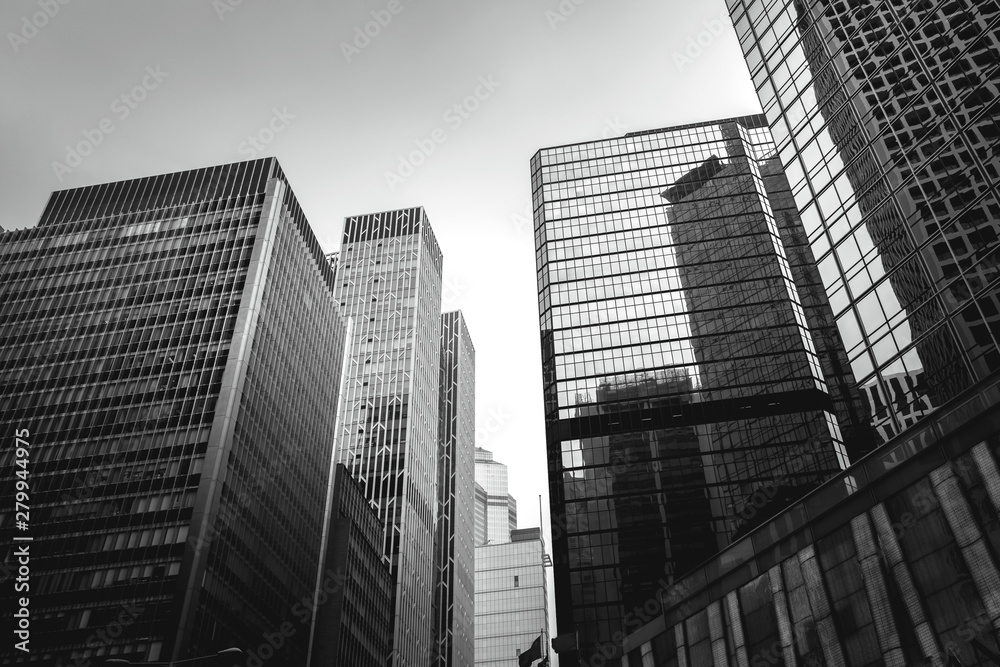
[475, 528, 550, 667]
[0, 158, 348, 664]
[433, 311, 477, 667]
[476, 447, 518, 544]
[311, 465, 393, 667]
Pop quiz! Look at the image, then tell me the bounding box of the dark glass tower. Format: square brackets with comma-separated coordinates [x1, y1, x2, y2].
[725, 0, 1000, 439]
[0, 158, 348, 665]
[332, 207, 444, 667]
[433, 310, 476, 667]
[531, 115, 867, 665]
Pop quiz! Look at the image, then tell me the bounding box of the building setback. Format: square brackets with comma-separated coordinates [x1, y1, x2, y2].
[332, 207, 444, 666]
[531, 115, 870, 665]
[433, 310, 477, 667]
[0, 158, 348, 665]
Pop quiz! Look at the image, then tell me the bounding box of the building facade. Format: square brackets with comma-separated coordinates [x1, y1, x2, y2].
[476, 447, 518, 545]
[724, 0, 1000, 437]
[311, 465, 393, 667]
[476, 528, 551, 667]
[531, 116, 870, 665]
[433, 311, 477, 667]
[0, 158, 348, 665]
[622, 392, 1000, 667]
[332, 207, 444, 666]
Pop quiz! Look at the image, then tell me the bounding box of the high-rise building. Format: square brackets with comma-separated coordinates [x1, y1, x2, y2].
[531, 115, 871, 665]
[433, 311, 476, 667]
[310, 465, 393, 667]
[724, 0, 1000, 433]
[0, 158, 348, 665]
[475, 528, 551, 667]
[332, 207, 444, 667]
[475, 447, 518, 545]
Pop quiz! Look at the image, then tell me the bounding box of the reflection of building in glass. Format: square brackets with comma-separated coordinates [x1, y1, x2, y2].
[622, 400, 1000, 667]
[433, 311, 476, 667]
[725, 0, 1000, 437]
[332, 207, 444, 666]
[532, 116, 866, 666]
[312, 465, 393, 667]
[475, 528, 550, 667]
[861, 372, 934, 446]
[475, 447, 518, 545]
[0, 159, 348, 665]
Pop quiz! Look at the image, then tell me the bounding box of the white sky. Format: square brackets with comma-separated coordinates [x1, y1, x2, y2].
[1, 0, 762, 649]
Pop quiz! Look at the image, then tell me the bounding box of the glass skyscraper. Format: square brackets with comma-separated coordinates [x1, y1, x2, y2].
[724, 0, 1000, 436]
[0, 158, 348, 665]
[332, 207, 444, 667]
[531, 115, 871, 665]
[433, 310, 476, 667]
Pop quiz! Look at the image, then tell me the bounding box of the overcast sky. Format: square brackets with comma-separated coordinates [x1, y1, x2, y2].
[1, 0, 762, 634]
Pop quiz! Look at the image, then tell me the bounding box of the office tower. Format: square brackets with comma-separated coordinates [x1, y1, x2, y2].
[725, 0, 1000, 437]
[475, 528, 550, 667]
[332, 207, 444, 667]
[310, 465, 393, 667]
[475, 447, 518, 544]
[0, 158, 348, 665]
[433, 311, 476, 667]
[531, 115, 871, 665]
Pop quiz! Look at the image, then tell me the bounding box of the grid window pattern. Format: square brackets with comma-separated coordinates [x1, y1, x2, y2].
[532, 116, 860, 666]
[474, 533, 549, 667]
[726, 0, 1000, 445]
[332, 207, 444, 667]
[0, 158, 347, 665]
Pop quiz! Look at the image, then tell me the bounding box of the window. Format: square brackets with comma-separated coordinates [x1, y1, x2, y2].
[514, 575, 519, 588]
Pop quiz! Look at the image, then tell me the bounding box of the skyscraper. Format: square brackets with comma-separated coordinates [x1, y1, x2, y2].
[332, 207, 444, 666]
[0, 158, 348, 665]
[433, 310, 476, 667]
[531, 116, 866, 664]
[724, 0, 1000, 434]
[475, 447, 518, 545]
